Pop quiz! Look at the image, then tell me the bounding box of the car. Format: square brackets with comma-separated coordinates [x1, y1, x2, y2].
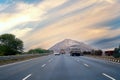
[54, 53, 60, 55]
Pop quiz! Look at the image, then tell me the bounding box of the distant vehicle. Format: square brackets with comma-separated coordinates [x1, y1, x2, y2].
[54, 53, 60, 55]
[69, 46, 82, 56]
[59, 49, 66, 54]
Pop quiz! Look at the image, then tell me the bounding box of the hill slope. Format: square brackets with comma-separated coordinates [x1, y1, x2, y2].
[49, 39, 94, 52]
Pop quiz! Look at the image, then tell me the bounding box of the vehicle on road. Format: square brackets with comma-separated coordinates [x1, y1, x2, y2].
[69, 45, 82, 56]
[59, 49, 66, 54]
[54, 53, 60, 55]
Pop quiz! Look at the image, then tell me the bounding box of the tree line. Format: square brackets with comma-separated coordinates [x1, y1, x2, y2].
[28, 48, 51, 54]
[83, 46, 120, 58]
[83, 50, 103, 56]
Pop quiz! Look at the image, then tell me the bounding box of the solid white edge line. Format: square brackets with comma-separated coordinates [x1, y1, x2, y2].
[22, 74, 32, 80]
[102, 73, 116, 80]
[42, 64, 46, 67]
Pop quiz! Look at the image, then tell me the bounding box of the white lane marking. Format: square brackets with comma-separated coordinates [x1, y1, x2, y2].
[48, 59, 53, 62]
[41, 64, 46, 67]
[22, 74, 32, 80]
[84, 64, 89, 67]
[102, 73, 116, 80]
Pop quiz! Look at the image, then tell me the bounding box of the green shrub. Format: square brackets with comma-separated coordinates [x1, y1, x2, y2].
[113, 48, 120, 58]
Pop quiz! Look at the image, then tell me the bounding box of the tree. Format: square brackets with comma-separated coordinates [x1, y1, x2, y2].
[90, 49, 103, 56]
[113, 47, 120, 58]
[0, 34, 23, 55]
[83, 51, 91, 55]
[95, 50, 103, 56]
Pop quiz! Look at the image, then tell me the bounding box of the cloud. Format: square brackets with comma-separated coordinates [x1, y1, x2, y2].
[0, 0, 68, 33]
[93, 35, 120, 50]
[96, 16, 120, 29]
[0, 0, 120, 50]
[27, 0, 120, 50]
[10, 27, 32, 38]
[105, 0, 115, 4]
[0, 4, 8, 11]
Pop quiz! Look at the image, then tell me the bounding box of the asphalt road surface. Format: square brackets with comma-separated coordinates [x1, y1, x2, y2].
[0, 54, 120, 80]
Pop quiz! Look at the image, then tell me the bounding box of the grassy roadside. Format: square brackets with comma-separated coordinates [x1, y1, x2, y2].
[0, 53, 52, 66]
[86, 55, 120, 63]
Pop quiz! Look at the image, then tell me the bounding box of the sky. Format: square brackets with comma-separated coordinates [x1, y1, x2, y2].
[0, 0, 120, 51]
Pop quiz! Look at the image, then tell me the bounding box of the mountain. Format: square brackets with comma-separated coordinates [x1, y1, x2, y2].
[49, 39, 94, 52]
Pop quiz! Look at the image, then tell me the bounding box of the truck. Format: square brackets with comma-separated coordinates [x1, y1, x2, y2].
[69, 46, 82, 56]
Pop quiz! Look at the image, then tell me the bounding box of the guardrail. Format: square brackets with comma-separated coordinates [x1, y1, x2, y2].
[86, 55, 120, 63]
[102, 57, 120, 63]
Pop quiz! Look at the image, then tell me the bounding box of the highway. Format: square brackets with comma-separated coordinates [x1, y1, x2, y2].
[0, 54, 120, 80]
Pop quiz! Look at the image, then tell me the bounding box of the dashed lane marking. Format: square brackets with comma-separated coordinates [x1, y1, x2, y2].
[41, 64, 46, 67]
[48, 59, 53, 62]
[22, 74, 32, 80]
[102, 73, 116, 80]
[84, 63, 89, 67]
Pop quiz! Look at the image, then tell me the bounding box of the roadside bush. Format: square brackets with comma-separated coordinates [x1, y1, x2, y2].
[90, 49, 103, 56]
[113, 48, 120, 58]
[28, 48, 50, 54]
[83, 51, 91, 55]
